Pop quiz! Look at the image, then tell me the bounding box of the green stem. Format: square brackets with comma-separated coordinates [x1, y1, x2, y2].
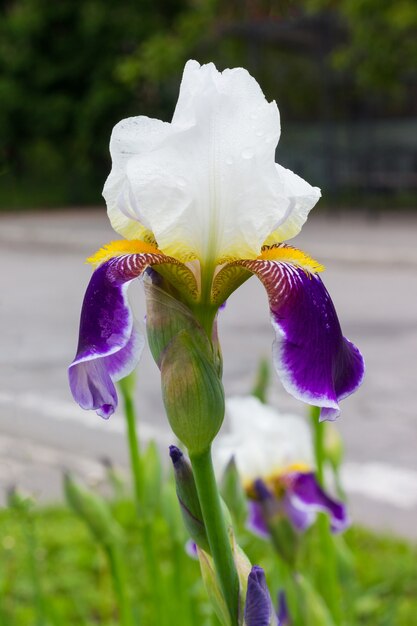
[310, 405, 325, 483]
[24, 513, 47, 626]
[190, 447, 239, 625]
[122, 388, 144, 507]
[106, 545, 135, 626]
[120, 380, 165, 624]
[310, 406, 342, 625]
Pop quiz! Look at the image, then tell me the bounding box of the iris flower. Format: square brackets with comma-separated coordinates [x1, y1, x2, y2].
[69, 60, 364, 420]
[214, 396, 348, 535]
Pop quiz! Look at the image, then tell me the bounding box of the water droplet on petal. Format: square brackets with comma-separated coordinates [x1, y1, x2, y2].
[226, 157, 233, 165]
[242, 148, 253, 160]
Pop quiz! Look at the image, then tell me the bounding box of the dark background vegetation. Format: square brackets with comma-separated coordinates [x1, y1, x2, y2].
[1, 0, 416, 209]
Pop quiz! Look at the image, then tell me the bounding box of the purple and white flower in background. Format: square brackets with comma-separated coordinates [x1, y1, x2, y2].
[68, 60, 364, 420]
[214, 396, 349, 536]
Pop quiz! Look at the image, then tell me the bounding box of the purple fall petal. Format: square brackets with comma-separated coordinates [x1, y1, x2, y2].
[69, 252, 170, 417]
[245, 566, 274, 626]
[282, 491, 316, 532]
[232, 258, 364, 419]
[288, 472, 349, 533]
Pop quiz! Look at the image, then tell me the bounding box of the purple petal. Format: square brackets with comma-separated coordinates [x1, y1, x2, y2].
[287, 472, 349, 533]
[277, 590, 290, 625]
[282, 491, 316, 532]
[245, 566, 274, 626]
[231, 257, 364, 420]
[69, 329, 142, 419]
[69, 253, 168, 417]
[185, 540, 198, 560]
[247, 500, 270, 539]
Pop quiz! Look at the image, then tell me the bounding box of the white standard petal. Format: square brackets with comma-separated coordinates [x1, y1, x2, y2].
[123, 61, 287, 263]
[103, 116, 172, 240]
[264, 165, 321, 245]
[213, 396, 315, 483]
[105, 61, 321, 262]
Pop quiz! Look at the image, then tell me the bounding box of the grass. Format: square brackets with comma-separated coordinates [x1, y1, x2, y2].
[0, 500, 416, 626]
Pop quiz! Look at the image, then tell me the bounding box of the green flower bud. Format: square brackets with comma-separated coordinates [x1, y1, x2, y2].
[251, 357, 271, 404]
[169, 445, 210, 553]
[144, 275, 212, 366]
[220, 457, 248, 528]
[7, 487, 34, 513]
[64, 474, 121, 549]
[161, 329, 225, 455]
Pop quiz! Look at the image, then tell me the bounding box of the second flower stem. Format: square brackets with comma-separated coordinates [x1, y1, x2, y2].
[310, 406, 342, 625]
[124, 394, 144, 506]
[190, 446, 239, 625]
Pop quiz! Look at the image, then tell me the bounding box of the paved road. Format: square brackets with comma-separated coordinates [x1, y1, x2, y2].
[1, 209, 417, 538]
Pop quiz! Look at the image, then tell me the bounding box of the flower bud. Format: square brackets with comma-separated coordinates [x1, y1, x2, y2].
[161, 329, 225, 455]
[7, 486, 34, 513]
[220, 456, 248, 527]
[169, 445, 210, 553]
[144, 273, 213, 367]
[64, 474, 121, 549]
[277, 590, 290, 626]
[244, 566, 277, 626]
[254, 480, 298, 567]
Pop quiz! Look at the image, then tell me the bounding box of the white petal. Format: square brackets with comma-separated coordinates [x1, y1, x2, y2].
[212, 396, 315, 482]
[104, 61, 321, 262]
[264, 165, 321, 245]
[103, 116, 172, 240]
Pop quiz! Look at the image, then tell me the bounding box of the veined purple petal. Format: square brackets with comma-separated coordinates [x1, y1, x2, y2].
[228, 255, 364, 420]
[69, 328, 143, 419]
[287, 472, 349, 533]
[245, 566, 274, 626]
[69, 251, 177, 417]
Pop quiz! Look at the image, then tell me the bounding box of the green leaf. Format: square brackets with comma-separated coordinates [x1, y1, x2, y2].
[297, 574, 336, 626]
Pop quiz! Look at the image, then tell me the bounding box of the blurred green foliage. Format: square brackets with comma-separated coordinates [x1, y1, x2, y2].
[311, 0, 417, 103]
[0, 0, 416, 208]
[1, 502, 416, 625]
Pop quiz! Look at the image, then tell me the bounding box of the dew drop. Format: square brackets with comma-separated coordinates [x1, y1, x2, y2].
[242, 148, 253, 160]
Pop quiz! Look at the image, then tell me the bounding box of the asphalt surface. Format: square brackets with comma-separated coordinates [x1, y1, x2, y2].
[1, 209, 417, 538]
